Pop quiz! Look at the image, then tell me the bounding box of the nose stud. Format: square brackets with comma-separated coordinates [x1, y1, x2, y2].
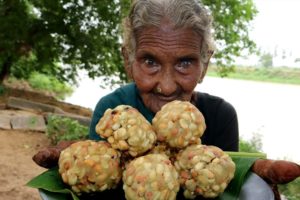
[156, 86, 162, 94]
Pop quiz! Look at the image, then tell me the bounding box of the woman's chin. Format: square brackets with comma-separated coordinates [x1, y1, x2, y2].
[148, 100, 173, 113]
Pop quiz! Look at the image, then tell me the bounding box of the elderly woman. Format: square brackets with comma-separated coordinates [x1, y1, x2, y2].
[34, 0, 299, 199]
[86, 0, 298, 199]
[89, 0, 238, 151]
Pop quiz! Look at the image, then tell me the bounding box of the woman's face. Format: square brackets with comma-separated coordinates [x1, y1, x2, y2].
[127, 24, 206, 113]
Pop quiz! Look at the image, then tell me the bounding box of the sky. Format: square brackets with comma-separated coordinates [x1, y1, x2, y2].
[248, 0, 300, 67]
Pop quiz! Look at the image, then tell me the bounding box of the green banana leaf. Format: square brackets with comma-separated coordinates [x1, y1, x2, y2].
[218, 152, 266, 199]
[26, 166, 79, 200]
[26, 152, 266, 200]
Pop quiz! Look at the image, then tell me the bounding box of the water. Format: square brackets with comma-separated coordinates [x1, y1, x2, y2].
[197, 77, 300, 163]
[66, 76, 300, 163]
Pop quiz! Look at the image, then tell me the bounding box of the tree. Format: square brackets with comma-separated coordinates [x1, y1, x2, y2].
[0, 0, 257, 86]
[0, 0, 125, 85]
[259, 52, 273, 67]
[202, 0, 257, 76]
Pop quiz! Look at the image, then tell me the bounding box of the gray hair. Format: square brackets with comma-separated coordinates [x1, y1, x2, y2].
[122, 0, 215, 65]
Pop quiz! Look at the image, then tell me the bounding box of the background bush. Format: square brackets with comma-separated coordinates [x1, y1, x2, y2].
[28, 72, 73, 100]
[0, 84, 5, 95]
[46, 115, 89, 145]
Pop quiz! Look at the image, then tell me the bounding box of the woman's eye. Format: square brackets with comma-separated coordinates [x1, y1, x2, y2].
[144, 58, 157, 67]
[141, 56, 160, 73]
[178, 58, 192, 69]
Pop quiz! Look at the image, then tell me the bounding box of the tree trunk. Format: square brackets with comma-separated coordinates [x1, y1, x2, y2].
[0, 57, 12, 84]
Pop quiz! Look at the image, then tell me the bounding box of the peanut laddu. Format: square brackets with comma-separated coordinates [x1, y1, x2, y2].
[152, 100, 206, 149]
[58, 140, 122, 195]
[174, 144, 235, 199]
[96, 105, 157, 157]
[123, 154, 180, 200]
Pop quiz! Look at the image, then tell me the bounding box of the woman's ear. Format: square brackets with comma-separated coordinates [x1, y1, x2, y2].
[199, 64, 208, 83]
[122, 46, 133, 79]
[199, 50, 214, 83]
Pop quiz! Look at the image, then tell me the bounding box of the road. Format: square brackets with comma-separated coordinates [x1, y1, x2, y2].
[66, 76, 300, 163]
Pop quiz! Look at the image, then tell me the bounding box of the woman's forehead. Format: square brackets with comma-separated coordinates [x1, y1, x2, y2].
[136, 25, 202, 54]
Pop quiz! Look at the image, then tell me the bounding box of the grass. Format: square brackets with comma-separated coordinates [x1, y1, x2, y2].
[5, 72, 73, 100]
[207, 66, 300, 85]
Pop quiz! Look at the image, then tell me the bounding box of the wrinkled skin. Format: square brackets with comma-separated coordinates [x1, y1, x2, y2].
[251, 159, 300, 200]
[32, 140, 76, 168]
[251, 159, 300, 184]
[123, 22, 208, 113]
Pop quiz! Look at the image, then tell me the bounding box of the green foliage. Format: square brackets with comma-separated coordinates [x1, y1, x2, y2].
[259, 52, 273, 67]
[0, 0, 124, 85]
[26, 167, 79, 200]
[28, 72, 73, 100]
[239, 133, 263, 153]
[279, 178, 300, 200]
[0, 0, 257, 86]
[8, 53, 38, 79]
[207, 65, 300, 85]
[202, 0, 258, 75]
[214, 65, 236, 78]
[0, 84, 4, 95]
[46, 115, 89, 145]
[6, 71, 73, 100]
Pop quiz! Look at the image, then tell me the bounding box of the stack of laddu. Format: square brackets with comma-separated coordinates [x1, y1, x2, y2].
[58, 100, 236, 199]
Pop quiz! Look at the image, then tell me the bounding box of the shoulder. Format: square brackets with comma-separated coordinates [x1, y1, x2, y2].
[194, 91, 233, 108]
[193, 92, 239, 151]
[193, 91, 237, 117]
[96, 83, 138, 108]
[102, 83, 136, 101]
[91, 83, 138, 118]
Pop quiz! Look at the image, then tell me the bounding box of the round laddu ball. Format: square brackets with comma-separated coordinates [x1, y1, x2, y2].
[149, 142, 179, 163]
[58, 140, 122, 195]
[174, 144, 236, 199]
[95, 105, 157, 157]
[152, 100, 206, 149]
[123, 154, 180, 200]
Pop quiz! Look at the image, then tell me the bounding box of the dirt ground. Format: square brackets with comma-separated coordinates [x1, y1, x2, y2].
[0, 83, 93, 200]
[0, 129, 51, 200]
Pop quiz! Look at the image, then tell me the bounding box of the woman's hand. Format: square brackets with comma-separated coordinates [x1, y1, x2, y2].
[251, 159, 300, 200]
[32, 140, 76, 168]
[251, 159, 300, 184]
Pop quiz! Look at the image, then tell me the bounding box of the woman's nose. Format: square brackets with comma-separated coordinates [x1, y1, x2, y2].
[158, 70, 177, 96]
